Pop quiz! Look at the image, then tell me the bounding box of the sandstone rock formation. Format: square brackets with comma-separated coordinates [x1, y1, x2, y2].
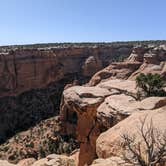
[97, 95, 166, 128]
[96, 106, 166, 158]
[60, 48, 166, 164]
[82, 56, 102, 77]
[17, 158, 36, 166]
[32, 154, 75, 166]
[1, 42, 166, 166]
[0, 154, 76, 166]
[0, 160, 15, 166]
[89, 45, 166, 86]
[0, 44, 133, 142]
[60, 86, 111, 166]
[91, 157, 133, 166]
[0, 46, 132, 97]
[89, 62, 141, 86]
[60, 76, 166, 165]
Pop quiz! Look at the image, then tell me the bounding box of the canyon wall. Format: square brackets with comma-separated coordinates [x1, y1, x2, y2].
[60, 44, 166, 166]
[0, 45, 133, 142]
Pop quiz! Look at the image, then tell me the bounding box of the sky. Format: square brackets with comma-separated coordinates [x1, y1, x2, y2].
[0, 0, 166, 45]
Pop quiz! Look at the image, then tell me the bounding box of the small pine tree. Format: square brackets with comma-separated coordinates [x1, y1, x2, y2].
[136, 73, 165, 97]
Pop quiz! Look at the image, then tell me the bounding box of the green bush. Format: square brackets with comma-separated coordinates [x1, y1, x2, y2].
[136, 73, 165, 97]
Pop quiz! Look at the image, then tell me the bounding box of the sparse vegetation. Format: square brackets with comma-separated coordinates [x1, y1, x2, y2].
[0, 117, 79, 164]
[0, 40, 166, 52]
[136, 73, 166, 98]
[122, 116, 166, 166]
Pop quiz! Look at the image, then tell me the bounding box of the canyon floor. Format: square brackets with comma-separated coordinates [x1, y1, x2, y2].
[0, 42, 166, 166]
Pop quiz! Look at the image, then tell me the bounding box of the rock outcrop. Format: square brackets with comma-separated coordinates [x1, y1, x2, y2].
[60, 76, 166, 165]
[32, 154, 75, 166]
[60, 43, 166, 165]
[0, 45, 133, 142]
[60, 86, 112, 166]
[91, 157, 133, 166]
[89, 62, 141, 86]
[0, 154, 76, 166]
[96, 106, 166, 159]
[1, 42, 166, 165]
[0, 160, 16, 166]
[89, 45, 166, 86]
[0, 46, 132, 97]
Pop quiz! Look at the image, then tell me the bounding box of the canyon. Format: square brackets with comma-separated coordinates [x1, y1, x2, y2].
[0, 44, 133, 142]
[0, 42, 166, 166]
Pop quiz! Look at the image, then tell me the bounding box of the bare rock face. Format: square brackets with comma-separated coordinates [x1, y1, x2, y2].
[127, 46, 148, 62]
[1, 43, 166, 165]
[60, 86, 111, 166]
[96, 106, 166, 159]
[0, 45, 133, 142]
[128, 47, 166, 80]
[60, 77, 166, 166]
[17, 158, 36, 166]
[0, 160, 16, 166]
[82, 56, 102, 77]
[32, 154, 76, 166]
[0, 46, 132, 97]
[97, 95, 166, 128]
[89, 45, 166, 86]
[91, 157, 133, 166]
[89, 62, 141, 86]
[97, 79, 137, 97]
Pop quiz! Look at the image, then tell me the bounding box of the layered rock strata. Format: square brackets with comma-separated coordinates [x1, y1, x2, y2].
[60, 44, 166, 165]
[0, 45, 132, 142]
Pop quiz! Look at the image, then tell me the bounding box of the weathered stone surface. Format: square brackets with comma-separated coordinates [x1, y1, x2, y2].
[0, 46, 132, 97]
[0, 45, 133, 142]
[17, 158, 36, 166]
[89, 62, 141, 86]
[60, 86, 112, 166]
[128, 47, 166, 80]
[89, 45, 166, 86]
[60, 77, 166, 166]
[97, 95, 166, 128]
[91, 157, 133, 166]
[1, 43, 166, 166]
[127, 46, 148, 62]
[0, 160, 16, 166]
[32, 154, 75, 166]
[70, 150, 79, 166]
[96, 106, 166, 158]
[97, 79, 137, 97]
[82, 56, 102, 77]
[97, 94, 136, 128]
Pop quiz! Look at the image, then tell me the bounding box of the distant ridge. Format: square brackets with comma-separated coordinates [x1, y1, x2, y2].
[0, 40, 166, 51]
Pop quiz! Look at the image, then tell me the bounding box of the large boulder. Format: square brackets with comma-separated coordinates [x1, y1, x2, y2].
[96, 106, 166, 158]
[32, 154, 75, 166]
[97, 95, 166, 128]
[91, 157, 133, 166]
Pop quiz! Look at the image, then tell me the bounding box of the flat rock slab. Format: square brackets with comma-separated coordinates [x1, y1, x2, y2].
[96, 106, 166, 158]
[97, 79, 137, 96]
[63, 86, 112, 109]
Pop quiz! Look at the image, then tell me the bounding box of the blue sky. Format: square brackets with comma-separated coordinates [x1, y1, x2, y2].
[0, 0, 166, 45]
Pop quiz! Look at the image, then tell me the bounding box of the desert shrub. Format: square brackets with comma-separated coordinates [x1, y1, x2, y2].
[136, 73, 165, 97]
[39, 146, 46, 158]
[122, 116, 166, 166]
